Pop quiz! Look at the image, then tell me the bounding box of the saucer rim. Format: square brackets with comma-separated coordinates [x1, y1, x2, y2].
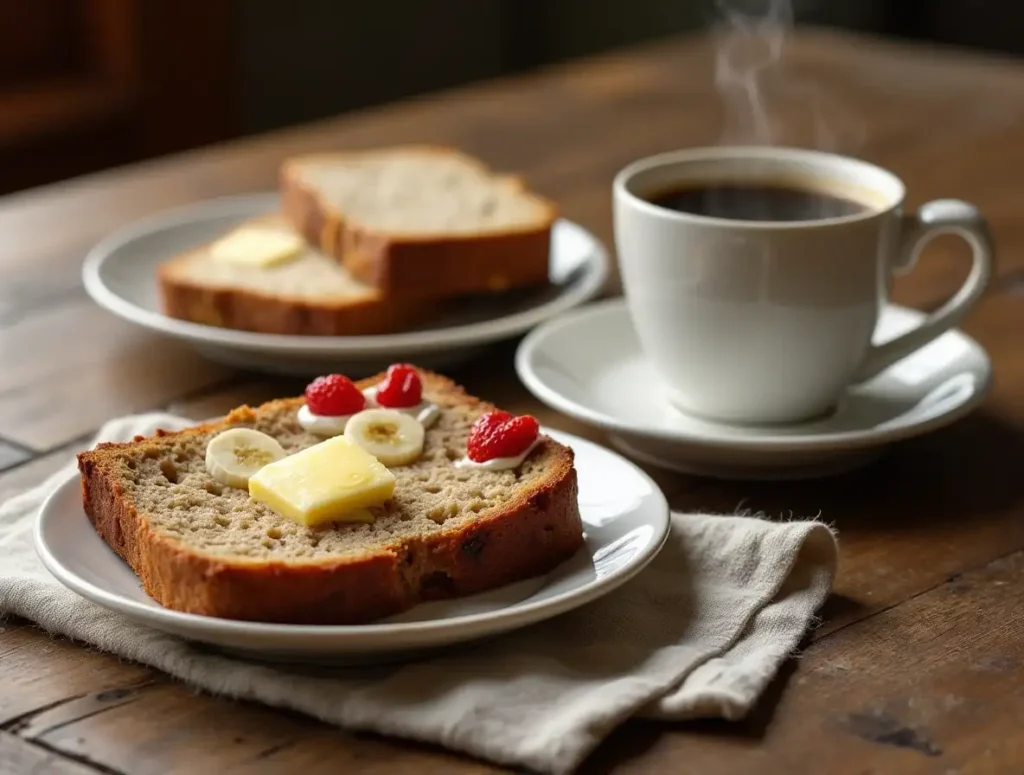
[82, 192, 610, 357]
[515, 297, 993, 453]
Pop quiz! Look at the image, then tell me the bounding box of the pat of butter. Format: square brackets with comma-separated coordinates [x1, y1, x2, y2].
[210, 226, 303, 267]
[248, 436, 395, 526]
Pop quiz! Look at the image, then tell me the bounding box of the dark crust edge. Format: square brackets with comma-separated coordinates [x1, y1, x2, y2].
[76, 371, 583, 624]
[279, 155, 557, 299]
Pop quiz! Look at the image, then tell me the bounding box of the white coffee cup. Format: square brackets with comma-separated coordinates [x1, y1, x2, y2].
[613, 146, 994, 425]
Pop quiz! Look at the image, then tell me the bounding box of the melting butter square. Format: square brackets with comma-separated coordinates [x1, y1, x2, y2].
[210, 226, 303, 267]
[248, 436, 395, 526]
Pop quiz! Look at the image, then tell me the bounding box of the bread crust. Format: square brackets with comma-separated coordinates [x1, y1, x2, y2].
[77, 372, 583, 624]
[280, 148, 558, 299]
[157, 248, 440, 336]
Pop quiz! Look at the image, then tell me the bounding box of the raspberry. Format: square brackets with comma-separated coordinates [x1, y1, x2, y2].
[376, 363, 423, 408]
[304, 374, 366, 416]
[466, 411, 540, 463]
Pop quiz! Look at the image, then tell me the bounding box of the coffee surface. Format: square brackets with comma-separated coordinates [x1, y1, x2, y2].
[646, 182, 868, 222]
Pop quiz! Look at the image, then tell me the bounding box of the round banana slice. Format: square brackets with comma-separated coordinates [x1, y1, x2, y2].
[205, 428, 286, 489]
[344, 408, 425, 467]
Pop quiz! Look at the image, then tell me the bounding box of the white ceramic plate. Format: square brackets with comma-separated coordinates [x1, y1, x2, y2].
[35, 429, 669, 663]
[516, 299, 993, 480]
[82, 193, 609, 376]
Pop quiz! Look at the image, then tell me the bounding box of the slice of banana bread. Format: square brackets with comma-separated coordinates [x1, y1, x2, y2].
[77, 370, 582, 624]
[158, 214, 440, 336]
[280, 146, 557, 299]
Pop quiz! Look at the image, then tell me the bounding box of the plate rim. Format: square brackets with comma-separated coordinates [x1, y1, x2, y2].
[82, 192, 610, 356]
[34, 428, 670, 647]
[515, 297, 993, 453]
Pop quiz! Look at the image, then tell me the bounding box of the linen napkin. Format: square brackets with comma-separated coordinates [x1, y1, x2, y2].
[0, 414, 837, 775]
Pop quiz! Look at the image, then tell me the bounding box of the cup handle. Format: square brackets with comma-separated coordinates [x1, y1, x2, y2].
[854, 199, 994, 382]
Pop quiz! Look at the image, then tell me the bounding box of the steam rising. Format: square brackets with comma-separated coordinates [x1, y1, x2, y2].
[713, 0, 864, 151]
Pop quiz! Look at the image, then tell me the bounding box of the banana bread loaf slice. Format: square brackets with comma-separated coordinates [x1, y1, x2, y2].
[77, 370, 582, 624]
[158, 214, 439, 336]
[281, 146, 557, 299]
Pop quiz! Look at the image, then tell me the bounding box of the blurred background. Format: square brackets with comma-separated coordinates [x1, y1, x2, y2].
[2, 0, 1018, 196]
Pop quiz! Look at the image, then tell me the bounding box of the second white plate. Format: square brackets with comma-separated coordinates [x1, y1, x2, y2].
[35, 429, 669, 663]
[82, 193, 610, 376]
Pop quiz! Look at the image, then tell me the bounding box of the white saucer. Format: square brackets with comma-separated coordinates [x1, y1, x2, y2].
[516, 299, 993, 480]
[83, 193, 609, 377]
[35, 429, 669, 664]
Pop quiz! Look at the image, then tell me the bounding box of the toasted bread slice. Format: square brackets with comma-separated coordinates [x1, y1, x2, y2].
[157, 214, 439, 336]
[77, 370, 582, 624]
[281, 146, 557, 299]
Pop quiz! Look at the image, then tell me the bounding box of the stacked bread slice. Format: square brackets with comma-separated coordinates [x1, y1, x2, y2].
[159, 146, 558, 336]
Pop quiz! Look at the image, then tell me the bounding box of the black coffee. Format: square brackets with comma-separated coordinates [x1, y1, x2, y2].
[645, 182, 868, 222]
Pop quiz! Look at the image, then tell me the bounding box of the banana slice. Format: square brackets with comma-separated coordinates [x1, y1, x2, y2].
[344, 408, 425, 467]
[205, 428, 287, 489]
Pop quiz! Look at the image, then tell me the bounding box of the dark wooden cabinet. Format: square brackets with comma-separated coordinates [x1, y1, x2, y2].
[0, 0, 234, 194]
[1, 0, 1015, 195]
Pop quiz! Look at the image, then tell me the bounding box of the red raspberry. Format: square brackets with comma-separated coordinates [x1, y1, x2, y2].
[467, 411, 540, 463]
[304, 374, 366, 416]
[376, 363, 423, 408]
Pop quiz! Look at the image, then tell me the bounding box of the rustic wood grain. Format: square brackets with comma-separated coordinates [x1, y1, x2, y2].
[166, 377, 299, 422]
[26, 681, 503, 775]
[0, 624, 152, 727]
[3, 26, 1024, 775]
[0, 295, 232, 450]
[582, 547, 1024, 774]
[0, 730, 101, 775]
[0, 440, 84, 502]
[0, 440, 29, 473]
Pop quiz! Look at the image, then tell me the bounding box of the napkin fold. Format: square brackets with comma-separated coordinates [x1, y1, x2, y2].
[0, 414, 837, 774]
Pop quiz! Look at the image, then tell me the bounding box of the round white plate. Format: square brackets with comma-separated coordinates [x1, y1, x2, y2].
[82, 193, 609, 376]
[516, 299, 993, 480]
[35, 429, 669, 663]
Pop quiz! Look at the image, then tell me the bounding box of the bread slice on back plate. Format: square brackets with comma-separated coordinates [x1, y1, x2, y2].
[77, 370, 583, 624]
[158, 214, 439, 336]
[281, 145, 558, 299]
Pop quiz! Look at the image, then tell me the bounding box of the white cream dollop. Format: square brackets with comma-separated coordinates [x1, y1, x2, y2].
[296, 404, 354, 436]
[454, 438, 541, 472]
[299, 387, 440, 437]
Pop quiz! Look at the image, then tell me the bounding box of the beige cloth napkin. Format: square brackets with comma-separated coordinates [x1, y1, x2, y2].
[0, 414, 837, 775]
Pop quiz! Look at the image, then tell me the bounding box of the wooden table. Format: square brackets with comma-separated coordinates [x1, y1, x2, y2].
[3, 27, 1024, 775]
